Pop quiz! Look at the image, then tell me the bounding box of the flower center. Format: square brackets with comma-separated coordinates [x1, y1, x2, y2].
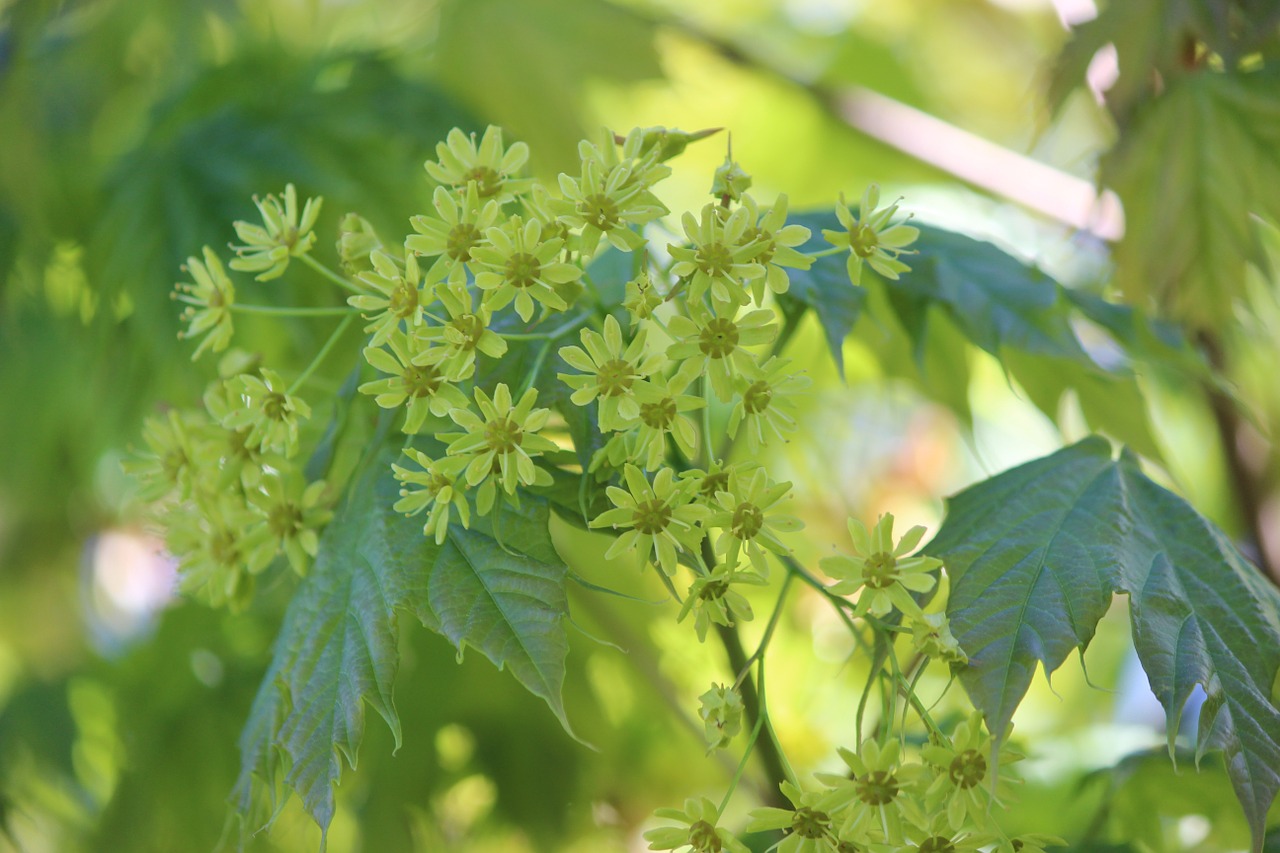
[389, 280, 419, 318]
[863, 552, 898, 589]
[851, 223, 880, 258]
[631, 499, 672, 535]
[209, 289, 226, 309]
[687, 819, 723, 852]
[504, 252, 542, 289]
[700, 471, 729, 499]
[743, 380, 773, 414]
[948, 749, 987, 789]
[426, 471, 453, 498]
[698, 580, 728, 602]
[917, 837, 957, 853]
[450, 314, 486, 350]
[263, 392, 288, 422]
[695, 241, 734, 277]
[267, 500, 303, 539]
[581, 193, 620, 231]
[464, 166, 502, 198]
[209, 529, 241, 567]
[484, 417, 523, 453]
[698, 318, 739, 359]
[730, 502, 764, 540]
[855, 770, 900, 805]
[790, 806, 831, 840]
[743, 227, 776, 265]
[640, 396, 677, 429]
[596, 358, 635, 396]
[404, 363, 445, 398]
[446, 223, 482, 262]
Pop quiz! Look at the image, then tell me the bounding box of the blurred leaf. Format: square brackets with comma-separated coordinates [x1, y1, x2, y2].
[1103, 70, 1280, 332]
[235, 440, 570, 835]
[928, 437, 1280, 848]
[434, 0, 662, 168]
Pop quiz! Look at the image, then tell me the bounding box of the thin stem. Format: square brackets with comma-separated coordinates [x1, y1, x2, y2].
[289, 313, 356, 395]
[499, 311, 593, 342]
[718, 667, 768, 815]
[734, 570, 794, 688]
[300, 253, 363, 295]
[230, 303, 354, 317]
[518, 341, 552, 398]
[701, 373, 715, 467]
[802, 246, 845, 260]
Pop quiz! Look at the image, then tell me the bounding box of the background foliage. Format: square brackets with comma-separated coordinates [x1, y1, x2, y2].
[2, 0, 1280, 851]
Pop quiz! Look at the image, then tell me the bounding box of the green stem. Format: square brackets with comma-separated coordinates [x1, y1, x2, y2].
[734, 570, 793, 688]
[300, 253, 363, 295]
[288, 313, 356, 395]
[717, 662, 768, 815]
[518, 341, 552, 398]
[701, 373, 715, 467]
[499, 311, 593, 342]
[802, 246, 845, 260]
[230, 304, 354, 317]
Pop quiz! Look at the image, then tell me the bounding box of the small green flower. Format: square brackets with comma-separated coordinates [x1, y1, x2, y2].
[679, 459, 752, 509]
[199, 379, 279, 491]
[472, 216, 582, 322]
[415, 279, 508, 382]
[349, 250, 428, 347]
[589, 465, 709, 576]
[166, 495, 274, 611]
[123, 409, 208, 501]
[726, 356, 810, 454]
[746, 781, 846, 853]
[898, 815, 994, 853]
[710, 147, 752, 206]
[921, 713, 1021, 830]
[393, 449, 471, 545]
[678, 565, 763, 642]
[822, 185, 919, 285]
[623, 271, 664, 327]
[228, 183, 322, 281]
[359, 329, 469, 434]
[668, 203, 765, 310]
[666, 306, 777, 402]
[818, 739, 923, 845]
[246, 474, 332, 576]
[173, 247, 236, 360]
[425, 125, 534, 203]
[997, 835, 1066, 853]
[697, 683, 745, 750]
[741, 194, 813, 302]
[910, 612, 968, 665]
[631, 369, 705, 470]
[584, 126, 673, 193]
[336, 212, 383, 277]
[707, 466, 804, 576]
[406, 183, 502, 284]
[556, 154, 667, 255]
[644, 797, 749, 853]
[219, 369, 312, 458]
[819, 514, 941, 620]
[443, 384, 557, 514]
[558, 314, 664, 432]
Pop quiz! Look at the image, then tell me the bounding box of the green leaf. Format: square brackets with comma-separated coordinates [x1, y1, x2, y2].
[234, 445, 571, 835]
[928, 437, 1280, 849]
[1103, 70, 1280, 332]
[780, 212, 869, 376]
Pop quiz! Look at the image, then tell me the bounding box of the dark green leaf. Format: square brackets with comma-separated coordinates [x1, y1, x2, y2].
[928, 437, 1280, 849]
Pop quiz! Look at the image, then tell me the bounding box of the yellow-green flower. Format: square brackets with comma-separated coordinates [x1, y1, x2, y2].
[745, 781, 846, 853]
[898, 815, 994, 853]
[589, 464, 709, 576]
[349, 250, 429, 347]
[644, 797, 749, 853]
[472, 216, 582, 322]
[710, 147, 752, 206]
[393, 449, 470, 545]
[415, 279, 507, 381]
[424, 125, 534, 203]
[910, 611, 968, 665]
[556, 154, 667, 256]
[698, 683, 745, 751]
[997, 835, 1066, 853]
[406, 183, 502, 284]
[219, 369, 311, 458]
[359, 330, 469, 434]
[558, 314, 664, 432]
[820, 514, 942, 619]
[228, 183, 322, 281]
[246, 474, 332, 576]
[631, 369, 705, 470]
[707, 466, 803, 575]
[336, 212, 383, 277]
[623, 271, 664, 327]
[921, 713, 1021, 830]
[166, 496, 274, 611]
[726, 356, 810, 454]
[741, 194, 813, 302]
[666, 306, 777, 402]
[173, 247, 236, 360]
[123, 409, 208, 501]
[822, 184, 919, 285]
[668, 203, 765, 310]
[817, 739, 924, 845]
[678, 565, 763, 642]
[443, 384, 557, 515]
